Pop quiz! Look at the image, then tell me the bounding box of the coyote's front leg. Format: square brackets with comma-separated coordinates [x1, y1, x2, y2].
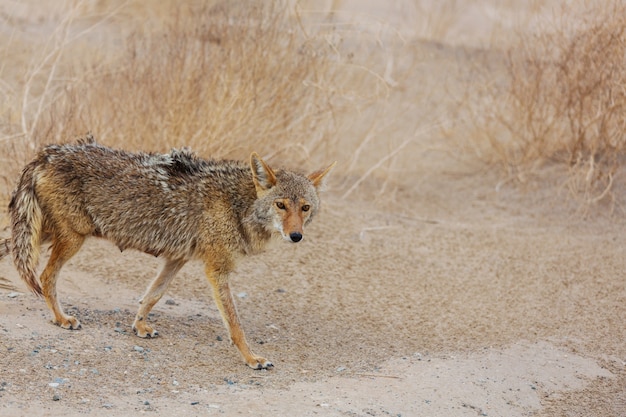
[133, 258, 186, 338]
[205, 258, 272, 369]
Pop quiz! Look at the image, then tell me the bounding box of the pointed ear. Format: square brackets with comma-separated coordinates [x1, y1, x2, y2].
[250, 152, 277, 192]
[308, 161, 337, 190]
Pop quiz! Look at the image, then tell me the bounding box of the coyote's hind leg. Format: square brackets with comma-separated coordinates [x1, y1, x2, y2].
[133, 258, 186, 338]
[40, 233, 85, 330]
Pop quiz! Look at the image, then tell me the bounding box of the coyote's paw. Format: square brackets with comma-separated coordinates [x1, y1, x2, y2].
[246, 355, 273, 370]
[54, 315, 81, 330]
[132, 321, 159, 338]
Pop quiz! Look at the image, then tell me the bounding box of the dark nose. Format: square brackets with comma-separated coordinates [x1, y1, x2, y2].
[289, 232, 303, 242]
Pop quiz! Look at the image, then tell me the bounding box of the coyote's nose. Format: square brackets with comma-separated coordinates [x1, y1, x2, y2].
[289, 232, 303, 242]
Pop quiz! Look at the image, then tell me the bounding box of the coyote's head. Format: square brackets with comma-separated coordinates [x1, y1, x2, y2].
[250, 153, 335, 243]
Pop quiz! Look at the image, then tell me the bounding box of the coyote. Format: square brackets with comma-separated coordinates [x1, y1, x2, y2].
[0, 134, 335, 369]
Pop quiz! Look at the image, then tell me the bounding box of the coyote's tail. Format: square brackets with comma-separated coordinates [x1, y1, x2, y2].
[8, 161, 43, 296]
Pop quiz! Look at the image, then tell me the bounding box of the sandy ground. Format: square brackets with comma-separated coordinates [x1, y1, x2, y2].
[1, 1, 626, 416]
[1, 174, 625, 416]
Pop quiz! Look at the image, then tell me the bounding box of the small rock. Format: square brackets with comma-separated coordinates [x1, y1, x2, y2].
[236, 292, 247, 299]
[102, 403, 114, 409]
[52, 394, 61, 401]
[143, 400, 150, 406]
[190, 401, 199, 405]
[48, 382, 60, 388]
[336, 366, 346, 372]
[276, 288, 286, 293]
[133, 346, 144, 353]
[165, 299, 176, 305]
[172, 380, 179, 386]
[7, 292, 19, 298]
[216, 335, 223, 342]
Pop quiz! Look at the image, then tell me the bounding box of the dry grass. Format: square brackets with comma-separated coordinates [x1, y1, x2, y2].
[464, 1, 626, 208]
[8, 2, 335, 159]
[8, 0, 621, 214]
[0, 0, 415, 208]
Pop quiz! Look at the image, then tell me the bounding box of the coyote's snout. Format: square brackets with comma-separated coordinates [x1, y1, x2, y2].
[0, 134, 335, 369]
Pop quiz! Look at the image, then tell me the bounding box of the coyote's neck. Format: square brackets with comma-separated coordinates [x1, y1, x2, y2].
[240, 212, 273, 255]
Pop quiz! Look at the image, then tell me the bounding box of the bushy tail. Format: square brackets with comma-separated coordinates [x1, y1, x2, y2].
[8, 161, 44, 296]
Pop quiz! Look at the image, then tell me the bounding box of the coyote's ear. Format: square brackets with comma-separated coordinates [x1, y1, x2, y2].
[308, 161, 337, 190]
[250, 152, 277, 192]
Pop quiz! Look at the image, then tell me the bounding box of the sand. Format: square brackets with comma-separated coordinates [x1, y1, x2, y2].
[1, 178, 625, 416]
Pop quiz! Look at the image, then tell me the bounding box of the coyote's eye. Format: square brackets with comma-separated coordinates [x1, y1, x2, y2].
[276, 201, 286, 210]
[302, 204, 310, 212]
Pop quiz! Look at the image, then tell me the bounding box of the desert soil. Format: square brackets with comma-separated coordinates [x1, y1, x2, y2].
[1, 173, 625, 416]
[1, 1, 626, 416]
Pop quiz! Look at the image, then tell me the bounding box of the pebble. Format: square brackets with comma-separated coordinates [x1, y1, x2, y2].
[165, 299, 176, 305]
[102, 403, 114, 409]
[48, 382, 60, 388]
[336, 366, 347, 372]
[52, 394, 61, 401]
[7, 292, 19, 298]
[133, 346, 144, 353]
[237, 292, 248, 299]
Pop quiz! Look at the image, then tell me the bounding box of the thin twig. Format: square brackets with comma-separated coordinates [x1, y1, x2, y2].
[355, 373, 401, 379]
[341, 123, 441, 199]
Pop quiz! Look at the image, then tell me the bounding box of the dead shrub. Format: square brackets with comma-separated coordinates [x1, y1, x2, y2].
[35, 2, 338, 162]
[467, 2, 626, 206]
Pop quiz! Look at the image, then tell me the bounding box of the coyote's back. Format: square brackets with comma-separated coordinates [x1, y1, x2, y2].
[0, 134, 335, 369]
